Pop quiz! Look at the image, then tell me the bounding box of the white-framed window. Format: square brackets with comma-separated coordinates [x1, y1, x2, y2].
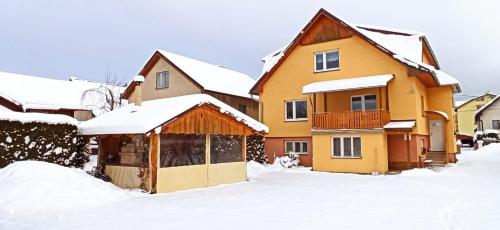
[332, 136, 361, 158]
[314, 50, 339, 72]
[285, 100, 307, 121]
[351, 95, 377, 111]
[156, 71, 169, 89]
[285, 141, 308, 154]
[493, 120, 500, 129]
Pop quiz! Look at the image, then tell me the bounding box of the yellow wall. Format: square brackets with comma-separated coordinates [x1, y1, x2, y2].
[456, 94, 496, 135]
[156, 165, 208, 193]
[260, 35, 420, 138]
[208, 162, 247, 186]
[128, 58, 202, 102]
[312, 131, 388, 173]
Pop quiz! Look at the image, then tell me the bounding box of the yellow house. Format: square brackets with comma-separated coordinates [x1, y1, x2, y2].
[455, 93, 496, 136]
[251, 9, 461, 173]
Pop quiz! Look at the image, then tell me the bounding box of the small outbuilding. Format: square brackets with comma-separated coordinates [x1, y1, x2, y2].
[78, 94, 268, 193]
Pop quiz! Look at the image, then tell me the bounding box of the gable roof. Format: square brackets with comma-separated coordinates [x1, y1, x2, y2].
[0, 71, 124, 112]
[79, 94, 268, 135]
[475, 95, 500, 117]
[251, 8, 461, 94]
[121, 50, 257, 100]
[454, 93, 496, 110]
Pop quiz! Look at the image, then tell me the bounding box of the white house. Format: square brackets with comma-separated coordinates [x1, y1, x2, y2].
[476, 95, 500, 131]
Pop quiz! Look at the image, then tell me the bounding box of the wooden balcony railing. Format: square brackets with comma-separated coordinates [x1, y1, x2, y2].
[313, 110, 391, 130]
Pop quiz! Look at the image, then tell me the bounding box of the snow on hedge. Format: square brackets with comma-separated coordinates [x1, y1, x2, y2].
[79, 94, 269, 135]
[0, 111, 78, 126]
[0, 161, 137, 214]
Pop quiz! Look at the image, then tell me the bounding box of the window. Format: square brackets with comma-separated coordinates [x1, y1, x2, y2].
[314, 50, 339, 72]
[285, 100, 307, 121]
[156, 71, 169, 89]
[159, 134, 206, 167]
[285, 141, 308, 154]
[476, 104, 484, 110]
[351, 95, 377, 111]
[332, 137, 361, 158]
[493, 120, 500, 130]
[210, 135, 243, 164]
[238, 104, 247, 114]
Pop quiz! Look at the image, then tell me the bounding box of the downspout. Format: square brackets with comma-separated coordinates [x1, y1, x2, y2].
[406, 132, 411, 170]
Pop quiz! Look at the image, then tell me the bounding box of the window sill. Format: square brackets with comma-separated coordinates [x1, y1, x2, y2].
[155, 87, 169, 90]
[314, 68, 340, 73]
[285, 152, 309, 155]
[285, 119, 308, 122]
[331, 156, 362, 159]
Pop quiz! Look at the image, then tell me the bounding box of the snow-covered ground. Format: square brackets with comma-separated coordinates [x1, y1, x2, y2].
[1, 145, 500, 229]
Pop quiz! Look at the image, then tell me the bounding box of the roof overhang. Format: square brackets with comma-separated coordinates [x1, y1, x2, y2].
[302, 74, 394, 94]
[425, 110, 449, 120]
[383, 120, 416, 130]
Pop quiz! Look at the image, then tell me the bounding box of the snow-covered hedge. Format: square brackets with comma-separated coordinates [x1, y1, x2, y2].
[246, 135, 267, 164]
[0, 114, 88, 168]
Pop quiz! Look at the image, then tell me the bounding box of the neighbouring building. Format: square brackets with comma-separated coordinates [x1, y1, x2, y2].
[475, 95, 500, 131]
[250, 9, 461, 172]
[120, 50, 260, 120]
[455, 93, 496, 135]
[78, 94, 268, 193]
[0, 71, 125, 121]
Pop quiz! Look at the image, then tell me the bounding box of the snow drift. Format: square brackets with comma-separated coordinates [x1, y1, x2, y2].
[0, 161, 136, 214]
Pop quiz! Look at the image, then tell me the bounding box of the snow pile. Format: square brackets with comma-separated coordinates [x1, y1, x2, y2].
[246, 160, 267, 180]
[0, 111, 78, 126]
[276, 152, 300, 168]
[79, 94, 269, 135]
[83, 155, 98, 172]
[399, 168, 437, 176]
[0, 161, 134, 214]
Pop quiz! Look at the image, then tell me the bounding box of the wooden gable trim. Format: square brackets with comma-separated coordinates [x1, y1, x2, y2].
[0, 96, 23, 112]
[250, 8, 438, 95]
[120, 51, 205, 99]
[159, 104, 260, 136]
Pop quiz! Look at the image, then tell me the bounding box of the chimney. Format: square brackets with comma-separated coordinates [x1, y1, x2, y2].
[133, 75, 145, 106]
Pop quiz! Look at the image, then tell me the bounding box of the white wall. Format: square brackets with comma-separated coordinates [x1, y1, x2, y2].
[479, 99, 500, 130]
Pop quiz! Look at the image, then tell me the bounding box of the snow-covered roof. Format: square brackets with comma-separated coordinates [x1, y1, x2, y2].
[383, 121, 416, 129]
[476, 95, 500, 116]
[302, 74, 393, 94]
[78, 94, 268, 135]
[255, 10, 461, 93]
[0, 111, 78, 126]
[454, 100, 468, 108]
[0, 71, 125, 112]
[156, 50, 256, 99]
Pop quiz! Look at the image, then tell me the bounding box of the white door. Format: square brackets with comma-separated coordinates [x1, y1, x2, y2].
[429, 120, 445, 151]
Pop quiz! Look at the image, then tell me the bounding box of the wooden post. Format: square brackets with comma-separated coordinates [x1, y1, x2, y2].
[406, 132, 411, 170]
[148, 133, 159, 193]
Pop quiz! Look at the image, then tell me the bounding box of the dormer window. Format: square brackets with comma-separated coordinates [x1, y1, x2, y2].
[314, 50, 339, 72]
[156, 71, 169, 89]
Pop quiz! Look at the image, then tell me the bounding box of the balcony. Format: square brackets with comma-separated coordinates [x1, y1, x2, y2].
[313, 110, 391, 130]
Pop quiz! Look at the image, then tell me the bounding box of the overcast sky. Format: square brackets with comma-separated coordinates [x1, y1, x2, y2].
[1, 0, 499, 99]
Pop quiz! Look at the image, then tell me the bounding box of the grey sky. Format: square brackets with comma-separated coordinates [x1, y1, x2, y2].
[1, 0, 498, 99]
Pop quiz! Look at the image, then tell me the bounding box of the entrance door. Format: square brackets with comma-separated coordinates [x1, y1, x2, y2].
[429, 120, 445, 151]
